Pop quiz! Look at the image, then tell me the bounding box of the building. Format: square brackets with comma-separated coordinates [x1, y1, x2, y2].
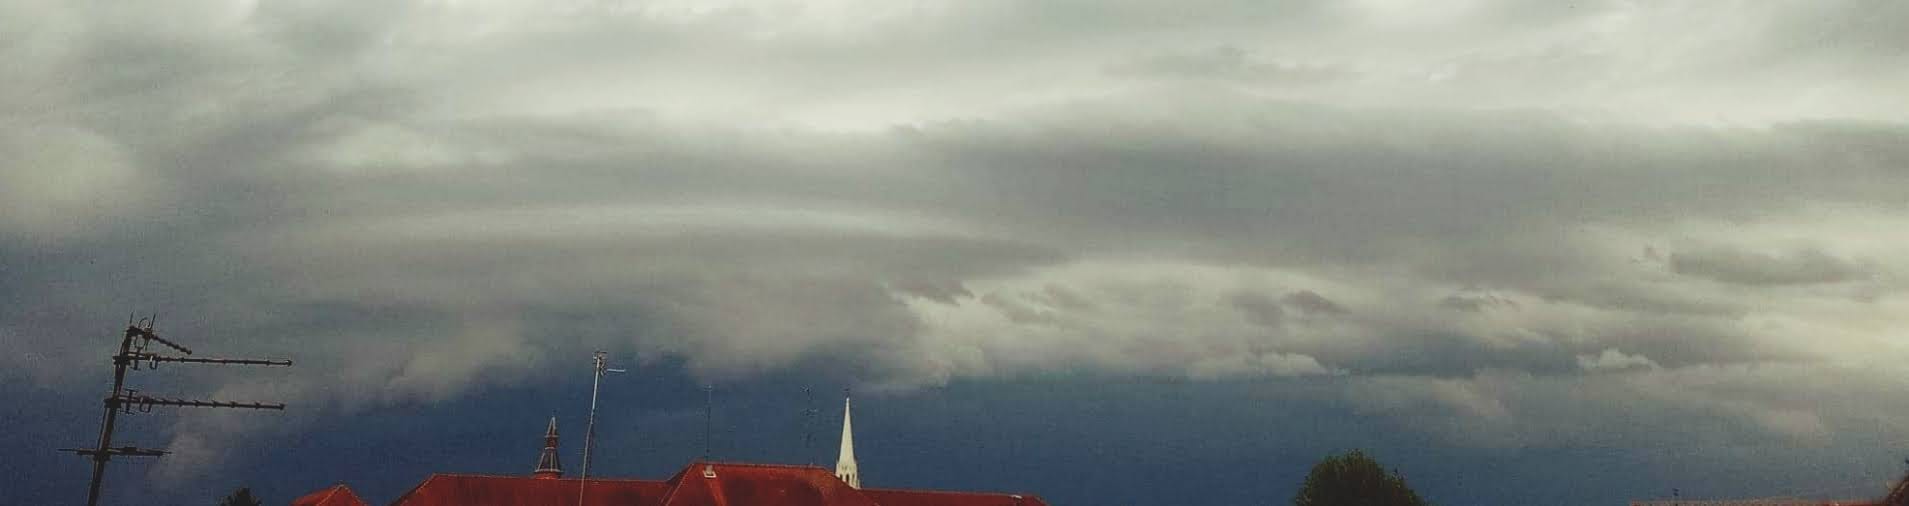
[1629, 477, 1909, 506]
[1626, 496, 1878, 500]
[291, 397, 1049, 506]
[388, 461, 1044, 506]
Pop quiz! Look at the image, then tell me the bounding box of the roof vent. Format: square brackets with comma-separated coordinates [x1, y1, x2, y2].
[703, 465, 717, 479]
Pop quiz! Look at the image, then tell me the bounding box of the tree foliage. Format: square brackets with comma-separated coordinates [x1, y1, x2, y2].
[218, 487, 263, 506]
[1292, 450, 1428, 506]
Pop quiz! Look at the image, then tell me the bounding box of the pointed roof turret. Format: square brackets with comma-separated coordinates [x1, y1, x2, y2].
[533, 416, 562, 479]
[835, 396, 860, 489]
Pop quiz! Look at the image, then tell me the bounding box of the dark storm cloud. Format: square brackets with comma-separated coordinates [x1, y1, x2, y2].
[11, 91, 1908, 401]
[6, 1, 1909, 503]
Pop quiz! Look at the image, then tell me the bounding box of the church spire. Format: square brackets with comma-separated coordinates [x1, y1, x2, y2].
[835, 396, 860, 489]
[533, 416, 563, 479]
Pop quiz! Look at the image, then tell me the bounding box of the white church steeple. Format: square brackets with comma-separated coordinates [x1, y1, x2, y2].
[835, 396, 861, 489]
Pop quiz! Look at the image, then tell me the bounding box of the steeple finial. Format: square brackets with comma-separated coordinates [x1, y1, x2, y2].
[835, 394, 860, 489]
[534, 416, 562, 479]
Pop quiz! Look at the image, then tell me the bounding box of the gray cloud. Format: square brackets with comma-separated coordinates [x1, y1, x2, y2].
[1105, 45, 1352, 85]
[1669, 246, 1873, 286]
[1281, 290, 1346, 316]
[1576, 348, 1660, 373]
[1228, 292, 1286, 327]
[4, 0, 1909, 488]
[1438, 291, 1518, 313]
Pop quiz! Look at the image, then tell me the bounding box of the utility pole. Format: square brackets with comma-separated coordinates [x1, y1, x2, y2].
[60, 315, 291, 506]
[579, 351, 624, 506]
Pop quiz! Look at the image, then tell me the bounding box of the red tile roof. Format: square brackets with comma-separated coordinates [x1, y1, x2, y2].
[290, 484, 368, 506]
[366, 461, 1051, 506]
[660, 463, 878, 506]
[389, 474, 671, 505]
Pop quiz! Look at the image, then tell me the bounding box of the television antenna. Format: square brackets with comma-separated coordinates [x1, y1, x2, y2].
[578, 351, 626, 506]
[60, 314, 291, 506]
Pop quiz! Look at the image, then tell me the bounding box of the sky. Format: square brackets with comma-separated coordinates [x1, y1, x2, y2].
[3, 0, 1909, 504]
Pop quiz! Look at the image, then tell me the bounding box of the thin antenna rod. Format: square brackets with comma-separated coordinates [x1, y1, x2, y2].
[702, 385, 713, 460]
[802, 387, 817, 466]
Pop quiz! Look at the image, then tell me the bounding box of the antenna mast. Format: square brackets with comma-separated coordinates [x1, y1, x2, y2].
[702, 385, 713, 460]
[60, 315, 292, 506]
[579, 351, 625, 506]
[802, 387, 818, 466]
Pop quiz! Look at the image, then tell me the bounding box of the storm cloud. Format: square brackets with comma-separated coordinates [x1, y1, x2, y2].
[4, 1, 1909, 504]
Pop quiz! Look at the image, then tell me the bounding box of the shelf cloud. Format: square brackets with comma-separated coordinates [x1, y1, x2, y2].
[4, 1, 1908, 502]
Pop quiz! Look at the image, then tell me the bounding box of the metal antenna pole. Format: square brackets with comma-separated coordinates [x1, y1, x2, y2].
[802, 387, 816, 466]
[702, 385, 713, 460]
[580, 351, 604, 506]
[579, 351, 624, 506]
[81, 325, 138, 506]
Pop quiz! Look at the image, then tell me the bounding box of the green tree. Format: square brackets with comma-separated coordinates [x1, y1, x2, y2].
[1292, 450, 1428, 506]
[218, 487, 263, 506]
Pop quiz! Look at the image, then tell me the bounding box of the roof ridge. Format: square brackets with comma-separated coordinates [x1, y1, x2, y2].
[705, 465, 732, 506]
[705, 461, 832, 471]
[425, 472, 667, 483]
[291, 484, 344, 506]
[388, 474, 438, 505]
[864, 487, 1035, 498]
[657, 463, 702, 506]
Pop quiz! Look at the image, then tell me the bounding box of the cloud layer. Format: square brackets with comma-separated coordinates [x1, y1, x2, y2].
[5, 0, 1909, 501]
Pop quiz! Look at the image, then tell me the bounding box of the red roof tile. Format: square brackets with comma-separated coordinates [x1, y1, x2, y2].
[390, 474, 671, 506]
[290, 484, 369, 506]
[660, 462, 878, 506]
[370, 461, 1049, 506]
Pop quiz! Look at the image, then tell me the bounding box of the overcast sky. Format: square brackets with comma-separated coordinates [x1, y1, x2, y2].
[5, 1, 1909, 504]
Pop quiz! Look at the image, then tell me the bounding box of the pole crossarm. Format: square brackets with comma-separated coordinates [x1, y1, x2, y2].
[124, 353, 292, 367]
[112, 394, 286, 410]
[126, 327, 192, 355]
[60, 447, 169, 458]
